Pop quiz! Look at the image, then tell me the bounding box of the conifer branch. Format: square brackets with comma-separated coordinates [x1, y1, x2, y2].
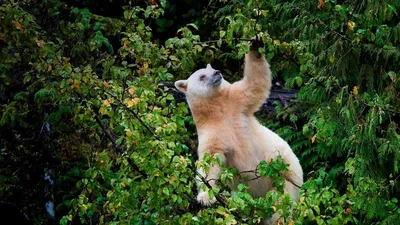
[355, 96, 400, 115]
[294, 7, 353, 43]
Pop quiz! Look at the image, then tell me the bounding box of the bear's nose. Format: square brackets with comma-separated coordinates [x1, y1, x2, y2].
[213, 70, 221, 76]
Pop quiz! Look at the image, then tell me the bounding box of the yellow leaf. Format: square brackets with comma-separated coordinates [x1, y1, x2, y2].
[36, 39, 45, 48]
[126, 98, 139, 108]
[329, 56, 335, 63]
[126, 100, 134, 108]
[300, 196, 305, 203]
[143, 62, 149, 70]
[311, 134, 317, 143]
[126, 130, 132, 137]
[70, 80, 80, 89]
[179, 156, 185, 163]
[120, 182, 126, 188]
[47, 65, 52, 72]
[133, 98, 139, 104]
[103, 81, 109, 88]
[128, 87, 135, 95]
[318, 0, 326, 9]
[271, 206, 276, 212]
[347, 21, 355, 31]
[99, 106, 106, 115]
[353, 86, 358, 95]
[169, 175, 177, 184]
[288, 220, 294, 225]
[103, 99, 111, 107]
[13, 20, 24, 30]
[123, 40, 129, 48]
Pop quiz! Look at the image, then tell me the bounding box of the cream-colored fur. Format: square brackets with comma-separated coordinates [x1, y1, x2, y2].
[175, 48, 303, 224]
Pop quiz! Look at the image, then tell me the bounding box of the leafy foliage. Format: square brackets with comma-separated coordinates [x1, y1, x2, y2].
[0, 0, 399, 224]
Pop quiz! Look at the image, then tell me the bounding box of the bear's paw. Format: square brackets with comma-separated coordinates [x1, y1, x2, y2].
[196, 191, 217, 206]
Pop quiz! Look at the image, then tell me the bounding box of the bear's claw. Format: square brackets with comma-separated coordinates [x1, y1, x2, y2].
[250, 36, 264, 52]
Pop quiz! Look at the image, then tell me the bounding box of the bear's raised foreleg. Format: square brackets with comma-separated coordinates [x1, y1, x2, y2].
[196, 152, 227, 206]
[231, 39, 272, 114]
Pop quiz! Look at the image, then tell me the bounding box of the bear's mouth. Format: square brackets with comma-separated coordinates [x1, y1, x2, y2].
[210, 75, 222, 86]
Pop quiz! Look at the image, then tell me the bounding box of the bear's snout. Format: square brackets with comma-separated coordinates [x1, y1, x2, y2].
[213, 70, 221, 76]
[210, 74, 222, 86]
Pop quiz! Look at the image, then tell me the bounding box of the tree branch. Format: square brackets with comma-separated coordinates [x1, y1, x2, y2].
[194, 37, 253, 45]
[105, 91, 162, 141]
[237, 164, 302, 189]
[196, 172, 227, 207]
[94, 115, 122, 152]
[93, 107, 148, 178]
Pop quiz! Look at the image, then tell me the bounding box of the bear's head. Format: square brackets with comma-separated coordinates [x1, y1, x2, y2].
[174, 64, 226, 99]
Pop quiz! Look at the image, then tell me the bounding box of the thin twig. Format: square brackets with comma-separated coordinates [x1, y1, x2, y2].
[195, 173, 247, 222]
[196, 172, 227, 207]
[127, 158, 148, 178]
[94, 114, 148, 178]
[293, 7, 353, 43]
[105, 91, 162, 141]
[36, 120, 47, 141]
[74, 89, 149, 178]
[285, 177, 302, 189]
[194, 37, 253, 45]
[121, 77, 127, 102]
[237, 164, 302, 189]
[355, 96, 400, 115]
[94, 115, 122, 152]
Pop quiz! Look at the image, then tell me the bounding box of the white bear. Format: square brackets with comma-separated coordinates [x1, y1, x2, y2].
[175, 41, 303, 224]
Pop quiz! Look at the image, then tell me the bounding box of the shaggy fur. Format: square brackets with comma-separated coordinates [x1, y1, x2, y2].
[175, 49, 303, 224]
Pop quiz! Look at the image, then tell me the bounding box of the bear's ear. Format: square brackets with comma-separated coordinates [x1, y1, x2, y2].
[206, 64, 213, 70]
[175, 80, 188, 93]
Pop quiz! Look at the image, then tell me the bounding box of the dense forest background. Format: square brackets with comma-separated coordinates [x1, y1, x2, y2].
[1, 0, 399, 224]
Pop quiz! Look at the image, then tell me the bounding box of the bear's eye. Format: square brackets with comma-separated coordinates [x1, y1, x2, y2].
[199, 75, 206, 81]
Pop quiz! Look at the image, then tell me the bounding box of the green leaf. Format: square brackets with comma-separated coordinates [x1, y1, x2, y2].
[295, 76, 303, 86]
[216, 206, 225, 215]
[220, 30, 226, 38]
